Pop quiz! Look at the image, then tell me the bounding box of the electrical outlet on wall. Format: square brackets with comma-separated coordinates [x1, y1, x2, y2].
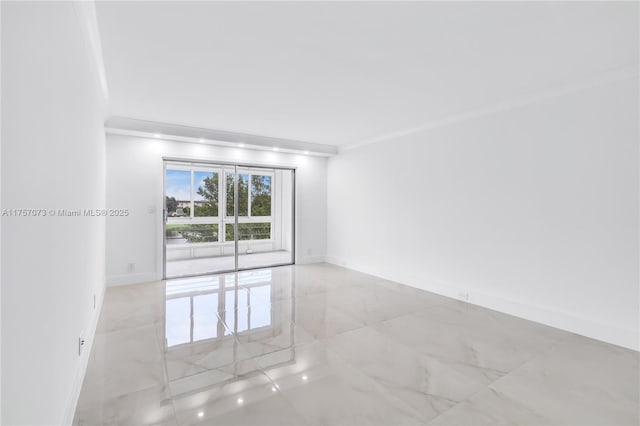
[78, 337, 86, 356]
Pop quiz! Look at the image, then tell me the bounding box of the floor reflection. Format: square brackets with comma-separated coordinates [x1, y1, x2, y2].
[75, 264, 639, 426]
[163, 269, 297, 400]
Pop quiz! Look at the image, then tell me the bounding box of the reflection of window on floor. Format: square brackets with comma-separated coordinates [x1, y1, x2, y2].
[166, 297, 191, 346]
[166, 275, 220, 296]
[251, 285, 272, 329]
[165, 293, 219, 346]
[193, 293, 218, 341]
[224, 284, 272, 335]
[165, 271, 273, 348]
[224, 270, 272, 287]
[224, 287, 249, 335]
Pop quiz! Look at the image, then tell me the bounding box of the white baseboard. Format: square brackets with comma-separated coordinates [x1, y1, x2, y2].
[325, 255, 639, 352]
[106, 272, 162, 287]
[61, 282, 106, 425]
[297, 255, 326, 265]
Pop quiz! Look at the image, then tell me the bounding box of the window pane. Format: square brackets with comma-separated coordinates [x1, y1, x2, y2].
[225, 223, 271, 241]
[166, 224, 218, 243]
[193, 293, 218, 342]
[226, 172, 233, 216]
[165, 297, 190, 347]
[226, 173, 248, 216]
[194, 171, 218, 217]
[251, 175, 272, 216]
[166, 169, 191, 217]
[225, 223, 233, 241]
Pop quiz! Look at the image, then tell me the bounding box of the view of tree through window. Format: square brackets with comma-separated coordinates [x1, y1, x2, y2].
[166, 224, 219, 243]
[165, 196, 178, 214]
[165, 169, 190, 217]
[251, 175, 271, 216]
[226, 173, 249, 216]
[167, 167, 273, 243]
[225, 223, 271, 241]
[194, 171, 218, 217]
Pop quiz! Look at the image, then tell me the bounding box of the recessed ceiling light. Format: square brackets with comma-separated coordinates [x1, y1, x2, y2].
[302, 375, 308, 381]
[237, 397, 244, 404]
[271, 386, 277, 392]
[153, 134, 161, 138]
[304, 151, 310, 155]
[197, 412, 204, 418]
[199, 138, 205, 143]
[238, 143, 245, 148]
[273, 147, 279, 151]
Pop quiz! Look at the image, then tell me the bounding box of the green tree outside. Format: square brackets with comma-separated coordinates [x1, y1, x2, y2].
[165, 196, 178, 214]
[226, 174, 249, 216]
[195, 173, 219, 217]
[169, 171, 272, 243]
[251, 175, 271, 216]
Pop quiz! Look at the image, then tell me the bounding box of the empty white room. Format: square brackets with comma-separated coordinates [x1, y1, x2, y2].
[1, 1, 638, 425]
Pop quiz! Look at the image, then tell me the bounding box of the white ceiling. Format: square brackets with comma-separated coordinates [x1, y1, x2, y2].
[96, 1, 638, 148]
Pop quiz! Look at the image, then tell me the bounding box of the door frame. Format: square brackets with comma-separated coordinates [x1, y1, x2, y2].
[162, 157, 296, 279]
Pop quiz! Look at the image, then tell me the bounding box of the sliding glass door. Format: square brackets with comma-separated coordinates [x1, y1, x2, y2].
[164, 160, 294, 278]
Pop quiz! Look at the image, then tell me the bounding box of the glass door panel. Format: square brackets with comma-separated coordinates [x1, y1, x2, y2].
[164, 161, 294, 278]
[165, 163, 234, 277]
[237, 167, 294, 270]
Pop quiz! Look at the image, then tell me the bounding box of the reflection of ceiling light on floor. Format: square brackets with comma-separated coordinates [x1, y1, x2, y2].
[197, 411, 204, 418]
[237, 397, 244, 404]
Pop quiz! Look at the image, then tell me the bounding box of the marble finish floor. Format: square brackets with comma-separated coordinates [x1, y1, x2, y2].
[75, 264, 640, 425]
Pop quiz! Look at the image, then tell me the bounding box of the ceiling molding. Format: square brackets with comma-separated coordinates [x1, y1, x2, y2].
[340, 63, 640, 153]
[104, 116, 338, 156]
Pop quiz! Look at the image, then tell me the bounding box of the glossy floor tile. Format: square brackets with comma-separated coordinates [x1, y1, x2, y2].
[75, 263, 640, 425]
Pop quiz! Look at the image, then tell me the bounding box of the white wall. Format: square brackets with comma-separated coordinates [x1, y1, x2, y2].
[106, 134, 327, 286]
[327, 76, 639, 350]
[1, 2, 107, 424]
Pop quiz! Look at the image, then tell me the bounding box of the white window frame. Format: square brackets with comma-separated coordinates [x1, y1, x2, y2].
[223, 168, 275, 243]
[166, 165, 275, 245]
